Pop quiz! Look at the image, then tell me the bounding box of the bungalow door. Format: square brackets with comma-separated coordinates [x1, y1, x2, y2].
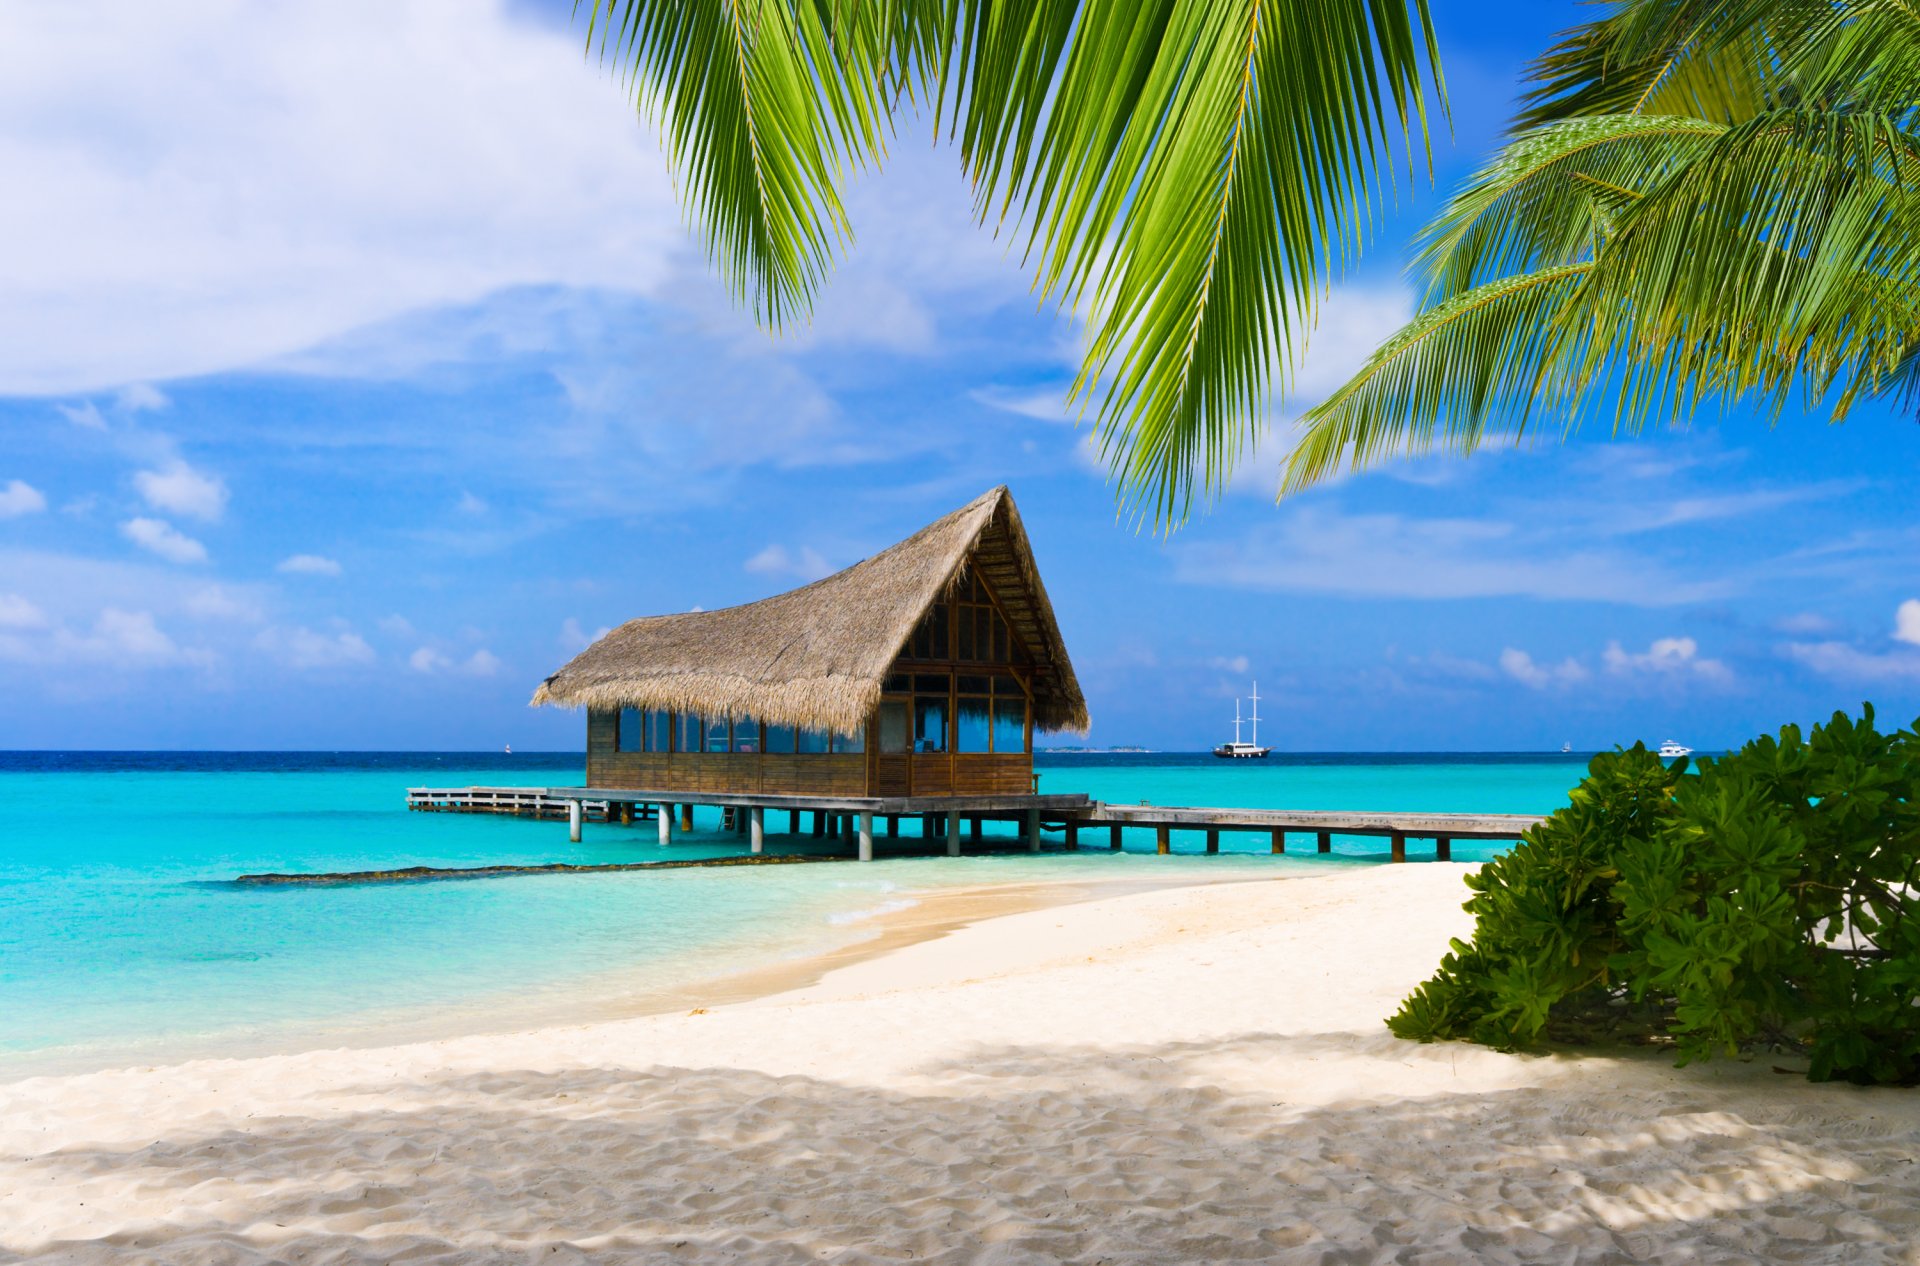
[873, 697, 912, 796]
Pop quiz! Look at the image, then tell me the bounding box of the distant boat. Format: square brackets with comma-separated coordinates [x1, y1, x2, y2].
[1213, 681, 1272, 759]
[503, 744, 512, 755]
[1657, 739, 1691, 759]
[1561, 741, 1572, 753]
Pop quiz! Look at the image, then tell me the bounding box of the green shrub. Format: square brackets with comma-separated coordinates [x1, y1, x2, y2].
[1389, 706, 1920, 1084]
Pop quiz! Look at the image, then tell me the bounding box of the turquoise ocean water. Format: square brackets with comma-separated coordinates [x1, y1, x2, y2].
[0, 751, 1593, 1079]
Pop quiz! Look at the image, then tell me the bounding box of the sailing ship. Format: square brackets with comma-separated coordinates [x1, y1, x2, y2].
[1212, 682, 1272, 759]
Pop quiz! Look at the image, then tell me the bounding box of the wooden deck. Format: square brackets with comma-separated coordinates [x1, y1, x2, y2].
[407, 786, 629, 822]
[526, 786, 1541, 862]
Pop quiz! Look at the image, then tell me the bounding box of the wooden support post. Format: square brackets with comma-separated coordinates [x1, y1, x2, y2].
[1391, 832, 1407, 863]
[749, 806, 765, 854]
[1156, 825, 1170, 855]
[567, 799, 583, 843]
[1205, 828, 1220, 855]
[1025, 807, 1041, 852]
[733, 807, 748, 836]
[789, 809, 801, 834]
[886, 815, 899, 839]
[1270, 829, 1285, 854]
[969, 816, 982, 842]
[619, 802, 633, 826]
[1317, 830, 1331, 854]
[1109, 824, 1124, 851]
[657, 804, 672, 846]
[946, 810, 960, 858]
[812, 811, 825, 838]
[1065, 819, 1079, 849]
[680, 803, 694, 832]
[858, 811, 875, 862]
[1435, 835, 1451, 861]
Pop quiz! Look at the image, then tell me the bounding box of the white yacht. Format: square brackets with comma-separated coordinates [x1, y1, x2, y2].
[1213, 682, 1272, 759]
[1657, 739, 1691, 759]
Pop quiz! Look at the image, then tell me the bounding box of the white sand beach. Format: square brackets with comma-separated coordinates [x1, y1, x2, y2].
[6, 864, 1919, 1264]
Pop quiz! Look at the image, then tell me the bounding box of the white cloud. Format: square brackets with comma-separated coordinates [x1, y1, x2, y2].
[116, 383, 168, 412]
[277, 553, 342, 576]
[1775, 611, 1835, 635]
[1208, 654, 1251, 674]
[181, 585, 264, 623]
[0, 480, 48, 518]
[1783, 640, 1920, 681]
[257, 624, 375, 669]
[410, 645, 501, 676]
[0, 0, 681, 395]
[0, 606, 212, 669]
[744, 543, 834, 582]
[1602, 637, 1732, 684]
[1499, 647, 1590, 690]
[57, 401, 108, 429]
[559, 617, 612, 654]
[120, 517, 208, 564]
[1896, 599, 1920, 647]
[133, 461, 228, 521]
[1286, 283, 1417, 399]
[455, 491, 490, 516]
[972, 384, 1078, 423]
[1176, 507, 1731, 606]
[0, 594, 47, 629]
[378, 614, 417, 639]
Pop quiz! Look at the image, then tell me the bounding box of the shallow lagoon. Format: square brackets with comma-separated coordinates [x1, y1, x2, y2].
[0, 750, 1591, 1077]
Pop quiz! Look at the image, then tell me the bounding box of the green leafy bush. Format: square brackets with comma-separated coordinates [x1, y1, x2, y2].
[1390, 706, 1920, 1084]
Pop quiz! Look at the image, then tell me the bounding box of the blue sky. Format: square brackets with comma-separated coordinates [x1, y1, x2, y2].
[2, 0, 1917, 752]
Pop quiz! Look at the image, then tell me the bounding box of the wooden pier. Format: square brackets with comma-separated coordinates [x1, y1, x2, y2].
[407, 786, 631, 823]
[530, 787, 1542, 861]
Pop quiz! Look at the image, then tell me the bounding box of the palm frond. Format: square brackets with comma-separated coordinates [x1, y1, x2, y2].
[942, 0, 1443, 523]
[1281, 264, 1594, 492]
[1416, 113, 1724, 296]
[582, 0, 892, 327]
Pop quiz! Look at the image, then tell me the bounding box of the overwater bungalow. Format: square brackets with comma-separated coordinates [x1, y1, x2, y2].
[531, 486, 1090, 855]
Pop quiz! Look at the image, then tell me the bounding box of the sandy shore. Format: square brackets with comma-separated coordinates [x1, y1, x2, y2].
[5, 864, 1919, 1264]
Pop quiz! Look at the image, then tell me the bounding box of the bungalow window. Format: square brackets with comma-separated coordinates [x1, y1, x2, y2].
[993, 674, 1028, 753]
[764, 722, 795, 754]
[678, 712, 704, 754]
[796, 727, 831, 754]
[832, 728, 865, 754]
[731, 717, 760, 753]
[617, 708, 670, 752]
[704, 717, 730, 753]
[955, 693, 991, 752]
[914, 697, 948, 753]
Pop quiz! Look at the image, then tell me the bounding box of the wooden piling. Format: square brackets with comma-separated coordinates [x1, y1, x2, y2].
[857, 811, 874, 861]
[750, 806, 765, 854]
[567, 799, 583, 843]
[1025, 807, 1041, 852]
[1390, 832, 1406, 863]
[1156, 825, 1170, 855]
[1065, 820, 1079, 849]
[1317, 830, 1331, 854]
[1109, 824, 1123, 851]
[679, 803, 694, 832]
[1270, 829, 1284, 854]
[657, 803, 672, 846]
[1436, 835, 1451, 861]
[946, 810, 961, 858]
[1204, 827, 1219, 854]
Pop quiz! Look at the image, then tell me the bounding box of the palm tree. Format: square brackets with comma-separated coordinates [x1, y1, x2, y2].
[1286, 0, 1920, 494]
[576, 1, 1444, 522]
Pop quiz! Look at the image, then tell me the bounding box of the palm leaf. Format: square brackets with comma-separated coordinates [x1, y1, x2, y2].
[1417, 113, 1725, 296]
[1281, 264, 1594, 492]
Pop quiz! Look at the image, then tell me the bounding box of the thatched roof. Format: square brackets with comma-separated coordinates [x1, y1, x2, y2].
[531, 486, 1088, 734]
